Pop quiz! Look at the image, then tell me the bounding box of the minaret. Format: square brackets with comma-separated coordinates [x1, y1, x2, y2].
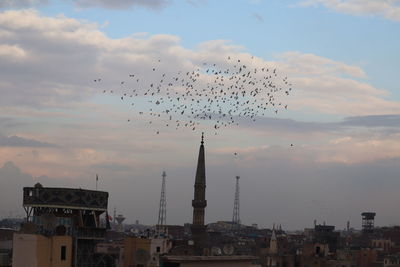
[268, 227, 278, 266]
[191, 132, 207, 254]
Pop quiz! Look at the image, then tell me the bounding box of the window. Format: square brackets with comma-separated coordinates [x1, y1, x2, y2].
[61, 246, 66, 261]
[156, 246, 161, 253]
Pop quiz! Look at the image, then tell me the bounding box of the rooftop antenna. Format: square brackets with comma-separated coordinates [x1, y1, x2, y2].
[157, 171, 167, 234]
[96, 174, 98, 190]
[232, 176, 241, 229]
[113, 207, 117, 228]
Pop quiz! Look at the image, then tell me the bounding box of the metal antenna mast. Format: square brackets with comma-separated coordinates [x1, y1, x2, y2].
[232, 176, 241, 227]
[157, 171, 167, 234]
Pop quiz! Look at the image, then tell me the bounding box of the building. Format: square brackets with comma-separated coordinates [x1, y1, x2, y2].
[12, 183, 113, 267]
[384, 254, 400, 267]
[13, 234, 73, 267]
[0, 228, 15, 267]
[161, 255, 260, 267]
[123, 237, 171, 267]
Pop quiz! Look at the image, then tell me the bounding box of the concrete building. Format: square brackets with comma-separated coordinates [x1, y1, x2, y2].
[123, 237, 171, 267]
[12, 234, 72, 267]
[161, 255, 260, 267]
[12, 183, 112, 267]
[372, 239, 395, 252]
[0, 228, 15, 267]
[384, 254, 400, 267]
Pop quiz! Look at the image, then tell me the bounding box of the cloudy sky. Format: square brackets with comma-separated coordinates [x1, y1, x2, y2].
[0, 0, 399, 230]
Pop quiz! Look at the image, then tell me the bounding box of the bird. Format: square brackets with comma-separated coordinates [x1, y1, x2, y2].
[94, 55, 293, 134]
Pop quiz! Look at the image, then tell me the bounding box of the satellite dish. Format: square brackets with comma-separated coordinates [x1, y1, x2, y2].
[135, 249, 150, 264]
[223, 244, 234, 255]
[211, 246, 222, 256]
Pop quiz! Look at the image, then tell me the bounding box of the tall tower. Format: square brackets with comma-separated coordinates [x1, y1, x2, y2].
[191, 133, 207, 254]
[232, 176, 241, 227]
[361, 212, 376, 233]
[157, 171, 167, 234]
[269, 227, 278, 254]
[115, 214, 126, 232]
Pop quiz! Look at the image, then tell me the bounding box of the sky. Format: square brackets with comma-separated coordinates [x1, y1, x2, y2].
[0, 0, 400, 230]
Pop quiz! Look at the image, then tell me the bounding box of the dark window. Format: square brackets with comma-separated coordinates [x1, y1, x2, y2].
[61, 246, 66, 260]
[156, 246, 161, 252]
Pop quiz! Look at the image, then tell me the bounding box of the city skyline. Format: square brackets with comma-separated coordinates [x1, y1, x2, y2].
[0, 0, 400, 230]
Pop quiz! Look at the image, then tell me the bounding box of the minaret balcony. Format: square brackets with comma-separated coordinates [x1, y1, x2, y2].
[192, 199, 207, 208]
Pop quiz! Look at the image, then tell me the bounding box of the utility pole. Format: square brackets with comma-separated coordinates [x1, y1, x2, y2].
[232, 176, 241, 229]
[157, 171, 167, 234]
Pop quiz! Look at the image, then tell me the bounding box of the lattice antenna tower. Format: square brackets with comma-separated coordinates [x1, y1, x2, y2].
[232, 176, 241, 227]
[157, 171, 167, 233]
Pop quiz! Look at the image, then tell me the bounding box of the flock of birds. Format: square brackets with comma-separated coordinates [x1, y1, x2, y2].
[94, 56, 293, 135]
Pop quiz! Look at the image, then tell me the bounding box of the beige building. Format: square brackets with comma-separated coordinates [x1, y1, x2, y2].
[12, 233, 72, 267]
[384, 254, 400, 267]
[161, 255, 260, 267]
[123, 237, 171, 267]
[372, 239, 394, 252]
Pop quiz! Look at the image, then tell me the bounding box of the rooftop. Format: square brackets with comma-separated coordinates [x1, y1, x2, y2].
[162, 255, 259, 262]
[23, 186, 108, 211]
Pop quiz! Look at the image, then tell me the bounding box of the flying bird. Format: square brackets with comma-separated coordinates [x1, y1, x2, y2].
[94, 55, 293, 134]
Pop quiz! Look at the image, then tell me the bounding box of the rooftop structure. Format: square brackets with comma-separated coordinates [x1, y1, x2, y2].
[16, 183, 110, 267]
[23, 184, 108, 215]
[362, 212, 376, 234]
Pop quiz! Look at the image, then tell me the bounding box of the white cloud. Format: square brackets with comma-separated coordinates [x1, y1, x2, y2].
[1, 9, 399, 116]
[0, 0, 169, 9]
[71, 0, 170, 9]
[0, 9, 399, 118]
[0, 0, 48, 8]
[299, 0, 400, 22]
[1, 9, 400, 174]
[274, 51, 400, 115]
[0, 44, 26, 59]
[317, 133, 400, 164]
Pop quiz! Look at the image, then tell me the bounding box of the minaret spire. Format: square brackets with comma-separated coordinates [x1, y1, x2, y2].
[194, 132, 206, 190]
[191, 133, 208, 254]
